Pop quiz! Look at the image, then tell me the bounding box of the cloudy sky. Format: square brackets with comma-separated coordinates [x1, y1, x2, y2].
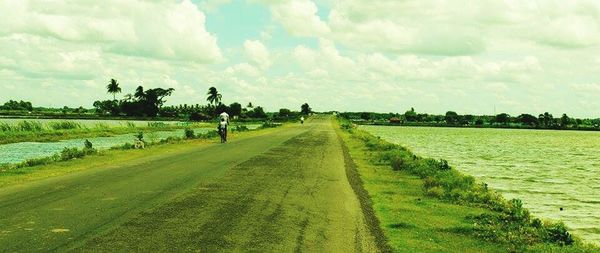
[1, 0, 600, 117]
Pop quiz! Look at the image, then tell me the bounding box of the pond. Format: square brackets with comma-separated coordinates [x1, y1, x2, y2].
[360, 125, 600, 244]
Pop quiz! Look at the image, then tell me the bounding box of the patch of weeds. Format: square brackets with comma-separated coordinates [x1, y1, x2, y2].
[48, 121, 81, 130]
[388, 222, 416, 229]
[184, 128, 195, 139]
[233, 125, 249, 132]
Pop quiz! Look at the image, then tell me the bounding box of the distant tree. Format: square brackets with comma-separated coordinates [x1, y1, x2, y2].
[215, 103, 229, 115]
[0, 100, 33, 111]
[228, 102, 242, 117]
[247, 102, 253, 108]
[464, 114, 474, 124]
[93, 100, 120, 115]
[360, 112, 371, 121]
[206, 87, 222, 106]
[495, 113, 511, 125]
[278, 108, 292, 118]
[445, 111, 459, 125]
[249, 106, 267, 118]
[475, 118, 484, 126]
[561, 114, 570, 128]
[143, 88, 175, 117]
[106, 79, 122, 101]
[134, 86, 145, 100]
[119, 86, 174, 117]
[539, 112, 554, 128]
[301, 103, 312, 115]
[404, 107, 417, 122]
[189, 112, 210, 121]
[517, 114, 538, 126]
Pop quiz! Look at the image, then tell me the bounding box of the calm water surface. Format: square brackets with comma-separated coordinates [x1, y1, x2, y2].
[361, 125, 600, 244]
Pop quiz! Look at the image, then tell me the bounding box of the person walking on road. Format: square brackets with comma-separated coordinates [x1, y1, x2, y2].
[217, 118, 228, 143]
[220, 111, 230, 125]
[218, 111, 230, 143]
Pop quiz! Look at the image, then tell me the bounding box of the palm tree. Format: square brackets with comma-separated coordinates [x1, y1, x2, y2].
[106, 79, 122, 101]
[206, 87, 222, 106]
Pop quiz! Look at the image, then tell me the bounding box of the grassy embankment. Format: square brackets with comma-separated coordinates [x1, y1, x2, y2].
[335, 118, 598, 252]
[0, 123, 272, 188]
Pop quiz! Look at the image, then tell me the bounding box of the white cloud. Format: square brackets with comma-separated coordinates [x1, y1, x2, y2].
[262, 0, 330, 37]
[243, 40, 271, 69]
[0, 0, 222, 63]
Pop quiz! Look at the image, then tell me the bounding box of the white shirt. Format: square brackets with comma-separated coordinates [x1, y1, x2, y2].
[219, 112, 230, 124]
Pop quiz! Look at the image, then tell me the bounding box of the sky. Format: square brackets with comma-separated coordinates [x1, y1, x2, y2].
[1, 0, 600, 118]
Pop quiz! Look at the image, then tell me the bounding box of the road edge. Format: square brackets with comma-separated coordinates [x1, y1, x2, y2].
[335, 127, 393, 253]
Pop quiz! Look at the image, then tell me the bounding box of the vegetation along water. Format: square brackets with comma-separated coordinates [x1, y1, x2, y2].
[361, 125, 600, 244]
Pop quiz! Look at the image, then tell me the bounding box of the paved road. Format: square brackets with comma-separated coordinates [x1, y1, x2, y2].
[0, 117, 378, 252]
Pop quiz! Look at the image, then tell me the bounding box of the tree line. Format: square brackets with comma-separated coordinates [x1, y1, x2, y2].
[1, 78, 313, 121]
[343, 108, 600, 130]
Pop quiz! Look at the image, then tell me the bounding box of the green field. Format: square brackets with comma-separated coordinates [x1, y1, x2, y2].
[361, 125, 600, 244]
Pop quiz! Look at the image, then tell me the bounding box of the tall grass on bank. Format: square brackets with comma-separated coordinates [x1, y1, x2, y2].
[0, 121, 45, 132]
[0, 120, 187, 145]
[48, 121, 82, 130]
[338, 119, 597, 252]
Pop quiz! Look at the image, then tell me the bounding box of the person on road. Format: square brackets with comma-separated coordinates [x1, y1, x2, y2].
[218, 111, 230, 143]
[220, 111, 230, 125]
[218, 118, 228, 143]
[300, 116, 305, 124]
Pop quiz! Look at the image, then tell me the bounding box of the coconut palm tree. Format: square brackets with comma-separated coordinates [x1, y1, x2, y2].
[206, 87, 222, 106]
[106, 79, 122, 101]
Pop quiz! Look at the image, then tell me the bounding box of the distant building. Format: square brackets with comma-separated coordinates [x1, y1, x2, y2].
[389, 117, 401, 124]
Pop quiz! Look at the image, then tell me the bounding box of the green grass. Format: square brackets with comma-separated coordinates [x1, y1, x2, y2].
[335, 119, 598, 252]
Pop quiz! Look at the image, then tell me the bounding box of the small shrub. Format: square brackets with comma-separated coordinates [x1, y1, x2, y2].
[234, 125, 249, 132]
[84, 139, 93, 149]
[391, 157, 404, 171]
[438, 159, 451, 170]
[60, 147, 85, 161]
[135, 132, 144, 142]
[261, 121, 280, 128]
[341, 123, 354, 130]
[426, 186, 444, 198]
[111, 142, 134, 150]
[125, 122, 136, 128]
[184, 128, 195, 139]
[160, 136, 181, 144]
[544, 222, 574, 246]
